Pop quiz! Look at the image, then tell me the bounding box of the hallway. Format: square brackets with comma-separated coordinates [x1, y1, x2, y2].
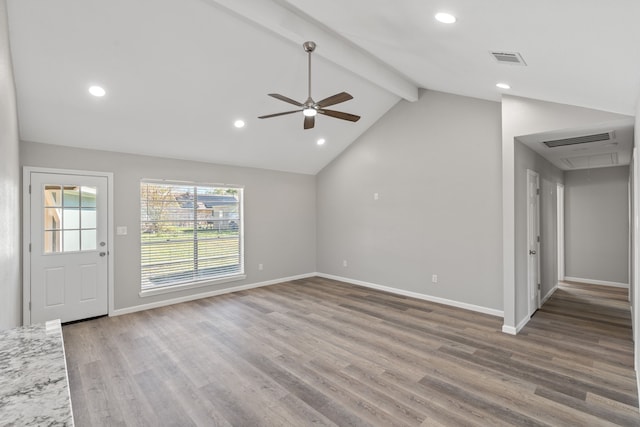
[520, 281, 638, 423]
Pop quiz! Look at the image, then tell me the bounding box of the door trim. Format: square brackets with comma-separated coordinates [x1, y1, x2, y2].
[557, 183, 565, 282]
[22, 167, 114, 325]
[526, 169, 541, 317]
[632, 147, 640, 376]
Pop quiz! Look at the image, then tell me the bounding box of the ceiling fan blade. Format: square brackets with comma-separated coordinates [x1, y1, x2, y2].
[318, 109, 361, 122]
[304, 115, 315, 129]
[268, 93, 304, 107]
[258, 110, 301, 119]
[317, 92, 353, 108]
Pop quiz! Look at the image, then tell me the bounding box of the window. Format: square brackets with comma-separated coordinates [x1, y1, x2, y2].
[140, 180, 244, 293]
[43, 185, 97, 253]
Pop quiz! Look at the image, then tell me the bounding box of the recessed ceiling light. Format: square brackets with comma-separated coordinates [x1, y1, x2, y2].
[435, 12, 456, 24]
[88, 85, 106, 97]
[317, 138, 326, 146]
[496, 82, 511, 89]
[234, 119, 245, 128]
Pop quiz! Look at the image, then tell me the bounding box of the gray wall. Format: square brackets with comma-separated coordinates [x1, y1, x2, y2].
[317, 90, 503, 311]
[20, 141, 316, 311]
[565, 166, 629, 284]
[514, 141, 564, 303]
[501, 95, 633, 329]
[0, 0, 21, 330]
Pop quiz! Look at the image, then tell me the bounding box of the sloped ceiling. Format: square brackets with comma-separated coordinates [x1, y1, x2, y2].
[6, 0, 640, 174]
[6, 0, 404, 174]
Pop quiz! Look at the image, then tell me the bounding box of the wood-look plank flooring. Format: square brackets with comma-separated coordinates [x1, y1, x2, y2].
[62, 278, 640, 426]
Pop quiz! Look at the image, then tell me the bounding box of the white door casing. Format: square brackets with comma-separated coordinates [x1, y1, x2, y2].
[23, 168, 113, 324]
[557, 183, 565, 282]
[527, 169, 541, 317]
[632, 148, 640, 373]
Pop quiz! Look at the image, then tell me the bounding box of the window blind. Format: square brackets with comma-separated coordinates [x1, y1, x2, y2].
[140, 181, 243, 289]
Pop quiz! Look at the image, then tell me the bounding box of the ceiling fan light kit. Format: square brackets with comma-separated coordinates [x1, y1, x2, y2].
[258, 41, 361, 129]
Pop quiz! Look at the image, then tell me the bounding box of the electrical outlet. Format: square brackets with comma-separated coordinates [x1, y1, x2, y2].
[258, 263, 263, 271]
[432, 274, 438, 284]
[343, 260, 348, 267]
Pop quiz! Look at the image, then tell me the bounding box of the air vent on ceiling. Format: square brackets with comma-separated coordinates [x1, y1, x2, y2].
[543, 132, 612, 148]
[491, 51, 527, 66]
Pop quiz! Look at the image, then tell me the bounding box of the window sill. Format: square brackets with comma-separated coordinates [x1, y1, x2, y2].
[139, 273, 247, 298]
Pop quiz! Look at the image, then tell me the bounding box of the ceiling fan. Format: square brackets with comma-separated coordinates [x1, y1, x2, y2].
[258, 41, 361, 130]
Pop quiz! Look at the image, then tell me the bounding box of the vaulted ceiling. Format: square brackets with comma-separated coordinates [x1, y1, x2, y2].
[7, 0, 640, 174]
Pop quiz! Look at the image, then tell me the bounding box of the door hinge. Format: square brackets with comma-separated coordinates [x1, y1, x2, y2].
[28, 184, 31, 194]
[28, 301, 31, 310]
[29, 243, 31, 252]
[537, 284, 541, 290]
[536, 188, 540, 195]
[537, 236, 540, 243]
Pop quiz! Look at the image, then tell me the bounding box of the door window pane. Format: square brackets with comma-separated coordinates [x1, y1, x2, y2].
[63, 230, 80, 252]
[44, 208, 62, 231]
[81, 187, 97, 207]
[44, 230, 62, 253]
[64, 209, 80, 229]
[43, 184, 100, 254]
[63, 186, 80, 207]
[81, 230, 97, 251]
[81, 209, 96, 228]
[44, 186, 62, 207]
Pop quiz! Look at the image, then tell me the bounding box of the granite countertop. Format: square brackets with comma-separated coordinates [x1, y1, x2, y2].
[0, 319, 74, 426]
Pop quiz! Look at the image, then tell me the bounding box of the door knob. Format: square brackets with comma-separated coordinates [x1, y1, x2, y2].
[529, 250, 536, 255]
[99, 252, 107, 257]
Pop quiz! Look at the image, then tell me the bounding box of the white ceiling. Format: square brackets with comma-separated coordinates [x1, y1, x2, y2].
[517, 119, 635, 171]
[7, 0, 640, 174]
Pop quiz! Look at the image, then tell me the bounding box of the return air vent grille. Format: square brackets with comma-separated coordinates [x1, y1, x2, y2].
[491, 51, 527, 65]
[543, 132, 611, 148]
[561, 152, 619, 169]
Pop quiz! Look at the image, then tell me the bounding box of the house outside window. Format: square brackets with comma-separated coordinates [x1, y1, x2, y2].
[140, 180, 244, 294]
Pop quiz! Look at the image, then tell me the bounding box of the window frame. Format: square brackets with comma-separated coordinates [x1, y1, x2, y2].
[139, 179, 245, 297]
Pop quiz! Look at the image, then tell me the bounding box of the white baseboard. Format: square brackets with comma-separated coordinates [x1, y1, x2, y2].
[110, 272, 316, 317]
[504, 285, 558, 335]
[541, 284, 559, 305]
[564, 276, 629, 288]
[112, 272, 505, 322]
[502, 325, 517, 335]
[316, 273, 504, 318]
[637, 368, 640, 413]
[502, 315, 530, 335]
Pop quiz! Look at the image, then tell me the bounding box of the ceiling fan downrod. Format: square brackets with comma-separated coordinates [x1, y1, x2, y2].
[303, 41, 316, 106]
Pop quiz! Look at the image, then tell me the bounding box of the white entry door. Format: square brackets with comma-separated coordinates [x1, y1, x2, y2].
[26, 171, 109, 324]
[526, 169, 541, 317]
